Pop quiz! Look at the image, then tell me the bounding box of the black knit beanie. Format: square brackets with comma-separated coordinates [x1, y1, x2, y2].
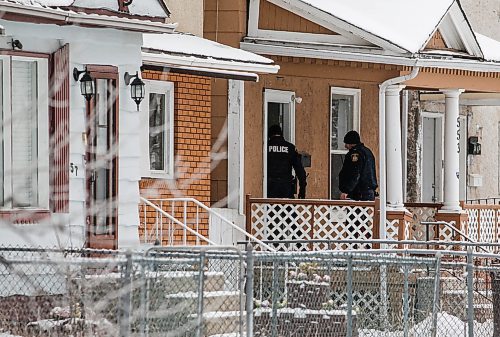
[343, 130, 361, 144]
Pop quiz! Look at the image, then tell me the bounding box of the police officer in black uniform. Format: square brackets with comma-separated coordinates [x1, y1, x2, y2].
[267, 124, 307, 198]
[339, 130, 377, 201]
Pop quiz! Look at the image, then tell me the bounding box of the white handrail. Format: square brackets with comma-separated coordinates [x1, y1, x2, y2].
[141, 197, 276, 252]
[140, 197, 216, 246]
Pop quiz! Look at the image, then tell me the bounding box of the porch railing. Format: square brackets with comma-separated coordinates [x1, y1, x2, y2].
[246, 198, 500, 252]
[139, 197, 276, 251]
[462, 203, 500, 251]
[245, 195, 378, 251]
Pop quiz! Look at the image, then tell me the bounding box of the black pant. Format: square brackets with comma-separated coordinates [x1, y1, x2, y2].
[267, 181, 293, 198]
[349, 189, 375, 201]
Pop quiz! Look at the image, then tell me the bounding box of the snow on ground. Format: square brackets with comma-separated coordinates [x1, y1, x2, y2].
[359, 312, 493, 337]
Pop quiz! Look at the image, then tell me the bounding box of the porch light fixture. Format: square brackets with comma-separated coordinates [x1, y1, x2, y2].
[124, 71, 145, 111]
[10, 39, 22, 50]
[73, 67, 95, 101]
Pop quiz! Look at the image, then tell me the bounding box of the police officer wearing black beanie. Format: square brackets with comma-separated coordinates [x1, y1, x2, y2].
[339, 130, 378, 201]
[267, 124, 307, 198]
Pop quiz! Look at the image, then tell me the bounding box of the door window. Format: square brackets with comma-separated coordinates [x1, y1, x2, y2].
[85, 66, 119, 249]
[263, 89, 296, 197]
[330, 87, 360, 199]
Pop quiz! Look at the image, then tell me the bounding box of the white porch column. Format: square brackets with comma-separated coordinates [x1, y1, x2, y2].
[441, 89, 464, 212]
[385, 85, 405, 210]
[227, 79, 245, 214]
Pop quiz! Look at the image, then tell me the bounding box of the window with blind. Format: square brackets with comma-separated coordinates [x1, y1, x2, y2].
[144, 80, 174, 179]
[0, 56, 49, 209]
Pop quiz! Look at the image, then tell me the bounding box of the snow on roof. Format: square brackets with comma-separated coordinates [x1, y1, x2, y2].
[143, 33, 275, 65]
[3, 0, 169, 18]
[298, 0, 454, 53]
[476, 33, 500, 62]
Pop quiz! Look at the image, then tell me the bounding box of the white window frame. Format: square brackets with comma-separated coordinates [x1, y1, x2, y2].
[329, 87, 361, 155]
[0, 55, 49, 209]
[329, 87, 361, 198]
[142, 80, 174, 179]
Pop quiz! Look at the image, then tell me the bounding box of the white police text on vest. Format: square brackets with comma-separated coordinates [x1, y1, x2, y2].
[269, 145, 289, 153]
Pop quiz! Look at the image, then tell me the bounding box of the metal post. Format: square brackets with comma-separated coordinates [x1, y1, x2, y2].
[196, 251, 206, 337]
[246, 244, 254, 337]
[120, 252, 133, 337]
[403, 263, 409, 337]
[346, 255, 353, 337]
[466, 248, 474, 337]
[271, 260, 280, 337]
[140, 257, 148, 337]
[380, 264, 388, 331]
[431, 252, 442, 337]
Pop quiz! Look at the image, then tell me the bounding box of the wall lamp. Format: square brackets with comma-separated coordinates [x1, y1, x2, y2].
[10, 39, 22, 50]
[124, 71, 145, 111]
[73, 67, 95, 101]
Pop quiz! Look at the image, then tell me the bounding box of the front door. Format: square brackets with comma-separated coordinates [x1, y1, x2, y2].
[85, 67, 119, 249]
[263, 89, 295, 197]
[422, 113, 443, 202]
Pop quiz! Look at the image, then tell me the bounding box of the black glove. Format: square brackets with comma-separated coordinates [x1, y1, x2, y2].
[298, 187, 306, 199]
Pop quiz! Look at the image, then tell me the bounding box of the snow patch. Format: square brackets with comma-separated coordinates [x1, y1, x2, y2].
[143, 33, 275, 65]
[359, 312, 493, 337]
[297, 0, 454, 53]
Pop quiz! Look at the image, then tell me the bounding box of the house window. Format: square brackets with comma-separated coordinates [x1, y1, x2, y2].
[0, 56, 49, 209]
[144, 81, 174, 179]
[330, 87, 360, 198]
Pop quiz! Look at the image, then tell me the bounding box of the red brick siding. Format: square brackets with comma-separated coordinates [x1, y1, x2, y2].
[139, 70, 212, 245]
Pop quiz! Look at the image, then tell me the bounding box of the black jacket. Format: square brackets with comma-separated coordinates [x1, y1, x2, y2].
[267, 135, 307, 198]
[339, 143, 377, 195]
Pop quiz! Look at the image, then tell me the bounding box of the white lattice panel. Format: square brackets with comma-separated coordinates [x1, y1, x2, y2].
[313, 205, 374, 250]
[466, 209, 479, 242]
[479, 209, 496, 245]
[406, 206, 438, 241]
[386, 219, 399, 249]
[251, 203, 312, 251]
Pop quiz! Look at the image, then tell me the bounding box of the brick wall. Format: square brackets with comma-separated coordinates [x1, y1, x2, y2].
[139, 70, 212, 244]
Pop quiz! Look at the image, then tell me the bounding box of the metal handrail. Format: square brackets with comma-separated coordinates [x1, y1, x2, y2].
[141, 197, 276, 252]
[421, 221, 491, 254]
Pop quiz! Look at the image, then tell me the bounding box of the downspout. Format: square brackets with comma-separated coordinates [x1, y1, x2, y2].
[378, 62, 420, 244]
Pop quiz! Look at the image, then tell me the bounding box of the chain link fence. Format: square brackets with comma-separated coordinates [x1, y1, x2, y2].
[0, 246, 246, 337]
[251, 246, 500, 337]
[1, 244, 500, 336]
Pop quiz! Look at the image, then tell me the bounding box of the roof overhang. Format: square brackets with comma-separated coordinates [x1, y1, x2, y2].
[142, 51, 280, 81]
[241, 40, 500, 73]
[0, 1, 177, 33]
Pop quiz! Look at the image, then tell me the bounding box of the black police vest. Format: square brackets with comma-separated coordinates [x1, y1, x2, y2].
[267, 136, 296, 183]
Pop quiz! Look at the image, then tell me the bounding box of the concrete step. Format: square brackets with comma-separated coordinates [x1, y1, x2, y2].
[165, 291, 242, 312]
[202, 311, 246, 336]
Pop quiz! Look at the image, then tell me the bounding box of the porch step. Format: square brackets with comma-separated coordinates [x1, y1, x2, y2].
[199, 311, 246, 336]
[165, 291, 242, 312]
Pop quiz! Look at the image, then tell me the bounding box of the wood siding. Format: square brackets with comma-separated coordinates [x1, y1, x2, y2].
[259, 0, 337, 34]
[424, 30, 448, 50]
[243, 57, 401, 199]
[50, 44, 70, 213]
